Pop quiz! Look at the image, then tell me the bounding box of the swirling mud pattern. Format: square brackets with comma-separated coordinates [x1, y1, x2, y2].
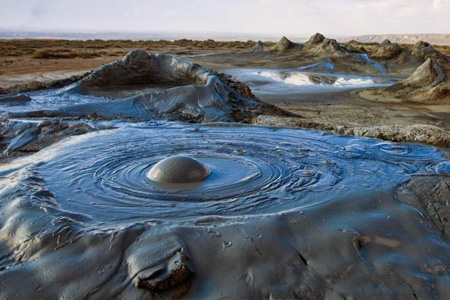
[2, 122, 450, 299]
[26, 123, 449, 227]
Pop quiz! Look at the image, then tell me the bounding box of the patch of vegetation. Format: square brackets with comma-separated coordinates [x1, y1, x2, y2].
[0, 38, 258, 58]
[32, 50, 100, 59]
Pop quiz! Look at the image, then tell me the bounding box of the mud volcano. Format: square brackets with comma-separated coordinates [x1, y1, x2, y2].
[1, 122, 450, 299]
[7, 50, 288, 123]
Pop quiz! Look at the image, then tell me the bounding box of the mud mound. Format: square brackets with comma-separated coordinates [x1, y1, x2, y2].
[79, 50, 207, 89]
[383, 58, 450, 103]
[10, 50, 291, 122]
[370, 39, 403, 59]
[402, 57, 446, 87]
[344, 41, 364, 53]
[306, 33, 326, 45]
[411, 41, 448, 63]
[252, 40, 265, 52]
[269, 36, 302, 52]
[303, 33, 349, 57]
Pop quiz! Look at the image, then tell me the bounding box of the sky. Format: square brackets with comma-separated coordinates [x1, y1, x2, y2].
[0, 0, 449, 37]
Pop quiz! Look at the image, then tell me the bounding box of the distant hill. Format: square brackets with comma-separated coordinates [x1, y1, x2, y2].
[339, 34, 450, 45]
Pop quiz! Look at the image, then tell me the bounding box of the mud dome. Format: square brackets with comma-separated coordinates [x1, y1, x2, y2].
[4, 50, 285, 123]
[1, 122, 450, 299]
[147, 155, 211, 184]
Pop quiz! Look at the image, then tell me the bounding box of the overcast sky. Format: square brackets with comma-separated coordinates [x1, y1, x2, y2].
[1, 0, 449, 36]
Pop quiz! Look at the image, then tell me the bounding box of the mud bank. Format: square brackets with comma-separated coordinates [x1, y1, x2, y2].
[255, 115, 450, 148]
[0, 118, 105, 161]
[1, 123, 450, 299]
[0, 71, 90, 95]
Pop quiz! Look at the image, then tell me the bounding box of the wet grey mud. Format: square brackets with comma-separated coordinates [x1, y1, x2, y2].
[1, 50, 450, 299]
[1, 123, 450, 299]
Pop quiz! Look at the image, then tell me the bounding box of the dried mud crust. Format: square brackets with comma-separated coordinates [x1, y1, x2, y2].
[398, 175, 450, 240]
[254, 115, 450, 148]
[0, 118, 98, 161]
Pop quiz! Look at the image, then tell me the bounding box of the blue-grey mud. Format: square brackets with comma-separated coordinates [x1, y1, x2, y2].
[1, 46, 450, 299]
[223, 67, 399, 96]
[1, 121, 450, 299]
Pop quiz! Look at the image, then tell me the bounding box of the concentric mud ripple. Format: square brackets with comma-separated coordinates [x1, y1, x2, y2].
[15, 122, 445, 228]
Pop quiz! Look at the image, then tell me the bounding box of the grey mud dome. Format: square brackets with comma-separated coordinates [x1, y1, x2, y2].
[147, 156, 211, 184]
[1, 123, 450, 299]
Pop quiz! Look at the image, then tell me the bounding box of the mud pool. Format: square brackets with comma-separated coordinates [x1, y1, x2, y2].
[0, 67, 399, 117]
[7, 122, 446, 227]
[1, 121, 450, 298]
[224, 68, 400, 95]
